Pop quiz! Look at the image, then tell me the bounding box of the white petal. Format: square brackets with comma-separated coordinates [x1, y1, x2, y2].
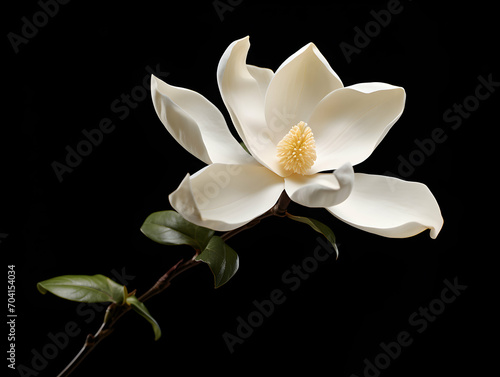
[327, 174, 443, 238]
[169, 164, 284, 231]
[264, 42, 343, 144]
[217, 36, 274, 170]
[247, 64, 274, 99]
[285, 163, 354, 208]
[239, 42, 344, 177]
[309, 83, 406, 172]
[151, 75, 254, 165]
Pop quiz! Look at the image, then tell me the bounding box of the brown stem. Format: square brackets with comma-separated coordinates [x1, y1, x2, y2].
[57, 258, 200, 377]
[56, 304, 122, 377]
[272, 190, 291, 217]
[137, 256, 200, 302]
[57, 190, 292, 377]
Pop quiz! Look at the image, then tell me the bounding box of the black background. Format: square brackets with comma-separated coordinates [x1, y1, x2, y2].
[3, 0, 496, 376]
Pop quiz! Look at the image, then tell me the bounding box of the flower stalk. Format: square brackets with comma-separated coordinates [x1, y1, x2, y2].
[57, 192, 292, 377]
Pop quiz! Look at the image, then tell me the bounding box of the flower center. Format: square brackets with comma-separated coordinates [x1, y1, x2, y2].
[276, 121, 317, 175]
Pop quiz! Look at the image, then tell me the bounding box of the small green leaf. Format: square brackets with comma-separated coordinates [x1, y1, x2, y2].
[195, 236, 239, 288]
[286, 214, 339, 258]
[141, 210, 214, 251]
[37, 275, 127, 304]
[240, 141, 251, 154]
[126, 295, 162, 341]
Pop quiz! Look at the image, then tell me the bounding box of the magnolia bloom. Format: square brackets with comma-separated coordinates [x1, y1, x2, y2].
[151, 36, 443, 239]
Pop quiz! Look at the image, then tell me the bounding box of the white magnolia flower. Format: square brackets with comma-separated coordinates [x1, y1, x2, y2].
[151, 36, 443, 239]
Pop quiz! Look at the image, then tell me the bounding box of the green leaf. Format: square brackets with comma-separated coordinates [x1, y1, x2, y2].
[195, 236, 239, 288]
[286, 214, 339, 258]
[37, 275, 127, 304]
[141, 210, 214, 250]
[126, 295, 162, 341]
